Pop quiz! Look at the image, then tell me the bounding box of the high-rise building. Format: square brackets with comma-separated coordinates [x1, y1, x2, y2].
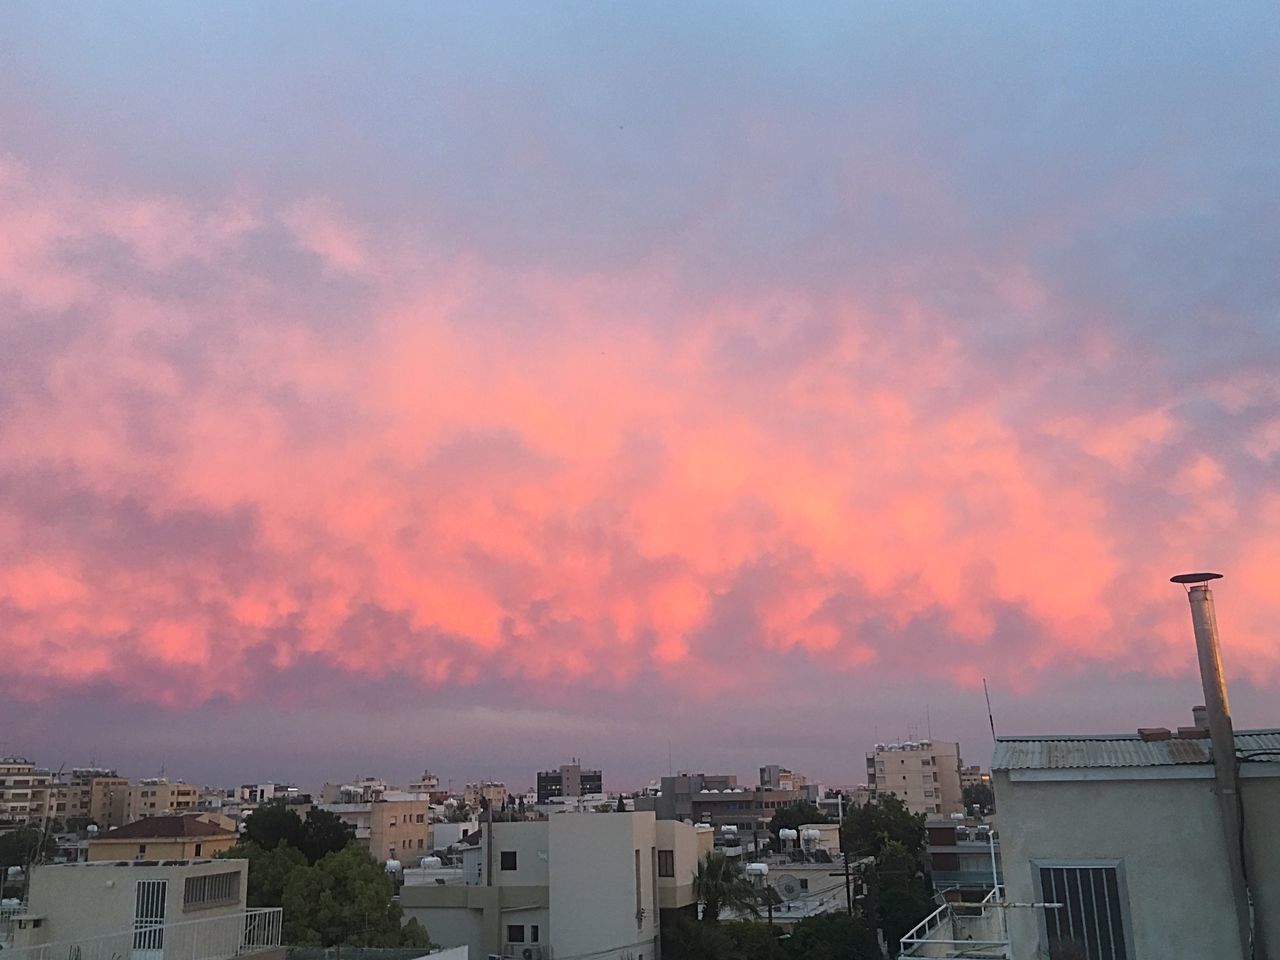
[865, 739, 964, 816]
[536, 761, 602, 804]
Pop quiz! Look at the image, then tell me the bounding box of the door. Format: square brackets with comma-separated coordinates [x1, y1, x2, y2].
[133, 879, 168, 960]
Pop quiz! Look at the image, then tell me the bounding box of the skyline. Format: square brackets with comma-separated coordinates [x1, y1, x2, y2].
[2, 2, 1279, 789]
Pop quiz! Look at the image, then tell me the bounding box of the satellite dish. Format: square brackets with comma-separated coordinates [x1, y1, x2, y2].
[777, 874, 802, 900]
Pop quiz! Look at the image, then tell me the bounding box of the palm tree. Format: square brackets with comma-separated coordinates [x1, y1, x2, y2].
[693, 851, 759, 924]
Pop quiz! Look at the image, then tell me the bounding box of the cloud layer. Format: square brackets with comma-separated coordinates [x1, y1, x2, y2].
[1, 2, 1278, 783]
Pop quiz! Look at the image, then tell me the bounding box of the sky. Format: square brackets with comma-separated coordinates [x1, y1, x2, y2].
[1, 2, 1279, 793]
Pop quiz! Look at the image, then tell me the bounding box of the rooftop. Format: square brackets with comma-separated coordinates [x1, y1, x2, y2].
[993, 729, 1280, 770]
[100, 816, 236, 840]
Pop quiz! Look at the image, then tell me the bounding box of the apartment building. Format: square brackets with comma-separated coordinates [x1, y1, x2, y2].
[400, 812, 708, 960]
[317, 794, 433, 862]
[320, 777, 390, 804]
[462, 781, 508, 809]
[0, 758, 54, 824]
[62, 769, 130, 828]
[759, 765, 806, 791]
[959, 765, 990, 790]
[125, 779, 200, 822]
[536, 761, 602, 804]
[639, 773, 809, 835]
[87, 815, 239, 861]
[864, 739, 963, 816]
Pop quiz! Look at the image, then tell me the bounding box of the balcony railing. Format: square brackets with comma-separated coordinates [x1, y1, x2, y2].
[5, 908, 282, 960]
[898, 887, 1009, 959]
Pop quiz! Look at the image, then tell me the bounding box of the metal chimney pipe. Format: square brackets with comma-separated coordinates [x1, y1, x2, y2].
[1174, 573, 1256, 960]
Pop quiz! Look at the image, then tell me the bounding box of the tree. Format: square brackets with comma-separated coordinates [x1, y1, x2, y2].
[693, 851, 759, 925]
[840, 794, 926, 860]
[240, 801, 355, 866]
[616, 796, 627, 813]
[218, 841, 307, 907]
[768, 801, 827, 840]
[242, 800, 305, 853]
[963, 782, 995, 814]
[781, 912, 879, 960]
[875, 839, 937, 955]
[0, 827, 43, 872]
[299, 807, 357, 865]
[281, 844, 432, 947]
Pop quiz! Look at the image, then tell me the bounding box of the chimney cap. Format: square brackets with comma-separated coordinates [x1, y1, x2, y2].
[1138, 727, 1172, 742]
[1171, 572, 1223, 584]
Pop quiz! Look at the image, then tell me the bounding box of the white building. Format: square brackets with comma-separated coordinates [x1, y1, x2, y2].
[400, 811, 709, 960]
[991, 724, 1280, 960]
[8, 859, 281, 960]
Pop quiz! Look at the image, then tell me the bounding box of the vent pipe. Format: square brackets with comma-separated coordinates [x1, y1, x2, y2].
[1172, 572, 1256, 960]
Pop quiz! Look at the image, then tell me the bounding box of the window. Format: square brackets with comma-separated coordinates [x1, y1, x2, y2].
[531, 925, 539, 943]
[416, 813, 425, 823]
[194, 843, 202, 857]
[137, 844, 146, 858]
[1037, 863, 1129, 960]
[389, 817, 397, 826]
[184, 871, 240, 909]
[658, 850, 675, 877]
[418, 838, 424, 849]
[506, 925, 525, 943]
[799, 878, 809, 891]
[500, 850, 518, 871]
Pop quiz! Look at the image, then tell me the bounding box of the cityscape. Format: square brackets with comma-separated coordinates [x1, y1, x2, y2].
[2, 3, 1279, 960]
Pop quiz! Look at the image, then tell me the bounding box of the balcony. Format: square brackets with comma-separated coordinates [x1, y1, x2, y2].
[4, 908, 282, 960]
[898, 887, 1009, 959]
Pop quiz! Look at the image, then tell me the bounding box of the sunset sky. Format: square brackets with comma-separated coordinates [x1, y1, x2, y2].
[2, 2, 1279, 791]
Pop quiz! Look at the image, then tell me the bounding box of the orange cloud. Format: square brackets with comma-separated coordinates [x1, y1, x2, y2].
[2, 160, 1278, 714]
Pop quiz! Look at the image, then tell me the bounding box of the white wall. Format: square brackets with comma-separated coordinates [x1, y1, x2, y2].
[22, 860, 248, 945]
[549, 813, 659, 960]
[997, 771, 1241, 958]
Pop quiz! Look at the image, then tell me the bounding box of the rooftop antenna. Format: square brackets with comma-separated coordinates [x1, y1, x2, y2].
[983, 678, 997, 742]
[926, 705, 933, 740]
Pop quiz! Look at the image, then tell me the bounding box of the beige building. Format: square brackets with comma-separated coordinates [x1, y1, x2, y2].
[88, 815, 239, 861]
[0, 758, 54, 824]
[9, 859, 281, 960]
[865, 739, 963, 816]
[400, 811, 708, 960]
[126, 779, 200, 822]
[462, 780, 508, 809]
[60, 768, 131, 827]
[318, 794, 433, 862]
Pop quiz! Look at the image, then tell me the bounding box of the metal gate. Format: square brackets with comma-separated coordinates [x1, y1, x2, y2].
[133, 879, 168, 960]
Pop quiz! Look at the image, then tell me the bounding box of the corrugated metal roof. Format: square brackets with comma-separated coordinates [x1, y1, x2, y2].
[993, 729, 1280, 771]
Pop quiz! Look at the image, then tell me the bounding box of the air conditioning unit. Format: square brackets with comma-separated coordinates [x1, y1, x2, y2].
[514, 947, 545, 960]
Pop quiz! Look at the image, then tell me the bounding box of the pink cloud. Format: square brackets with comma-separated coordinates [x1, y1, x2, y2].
[1, 159, 1277, 718]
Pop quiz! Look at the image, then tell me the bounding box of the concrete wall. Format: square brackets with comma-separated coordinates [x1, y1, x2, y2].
[87, 834, 238, 861]
[654, 820, 699, 910]
[549, 813, 658, 960]
[21, 860, 248, 945]
[485, 822, 550, 888]
[996, 770, 1242, 958]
